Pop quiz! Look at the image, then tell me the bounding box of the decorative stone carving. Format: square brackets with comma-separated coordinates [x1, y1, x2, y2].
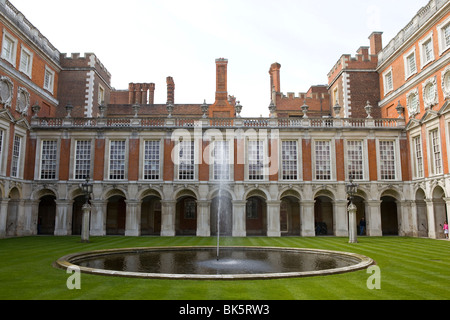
[442, 65, 450, 100]
[422, 76, 438, 109]
[16, 87, 30, 115]
[0, 76, 13, 108]
[406, 88, 419, 117]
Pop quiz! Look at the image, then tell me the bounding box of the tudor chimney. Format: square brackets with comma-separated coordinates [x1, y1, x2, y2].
[167, 76, 175, 104]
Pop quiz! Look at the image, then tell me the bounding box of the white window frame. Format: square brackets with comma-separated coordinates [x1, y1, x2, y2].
[98, 84, 105, 105]
[313, 139, 334, 181]
[43, 66, 55, 94]
[73, 140, 92, 180]
[382, 67, 394, 95]
[1, 29, 17, 66]
[403, 47, 417, 80]
[40, 140, 58, 180]
[437, 16, 450, 56]
[19, 45, 33, 78]
[406, 88, 420, 117]
[280, 140, 299, 181]
[412, 135, 424, 179]
[143, 140, 161, 180]
[0, 121, 9, 177]
[345, 139, 366, 181]
[246, 139, 267, 181]
[419, 31, 435, 69]
[176, 139, 196, 181]
[212, 139, 231, 181]
[428, 128, 443, 176]
[108, 139, 127, 180]
[377, 139, 399, 181]
[11, 128, 26, 179]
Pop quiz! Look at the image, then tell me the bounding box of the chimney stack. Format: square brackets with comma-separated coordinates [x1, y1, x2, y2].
[215, 58, 228, 102]
[369, 32, 383, 55]
[166, 76, 175, 104]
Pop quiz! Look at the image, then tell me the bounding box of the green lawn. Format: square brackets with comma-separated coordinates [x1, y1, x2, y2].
[0, 236, 449, 300]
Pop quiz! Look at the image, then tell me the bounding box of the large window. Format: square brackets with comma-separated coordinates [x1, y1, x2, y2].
[19, 46, 33, 78]
[383, 68, 393, 95]
[178, 140, 195, 180]
[404, 49, 417, 79]
[248, 140, 264, 180]
[413, 136, 424, 178]
[213, 140, 230, 181]
[438, 18, 450, 55]
[315, 140, 331, 180]
[347, 140, 364, 180]
[74, 140, 91, 180]
[430, 129, 442, 175]
[143, 140, 160, 180]
[379, 140, 396, 180]
[40, 140, 57, 180]
[43, 66, 55, 93]
[109, 140, 126, 180]
[11, 135, 21, 178]
[281, 141, 298, 180]
[1, 31, 17, 66]
[420, 33, 435, 68]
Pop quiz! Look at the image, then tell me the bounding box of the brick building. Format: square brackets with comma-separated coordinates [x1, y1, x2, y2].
[0, 0, 448, 239]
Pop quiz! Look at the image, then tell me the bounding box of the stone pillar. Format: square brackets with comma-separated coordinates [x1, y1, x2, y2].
[196, 200, 211, 237]
[267, 200, 281, 237]
[366, 200, 382, 236]
[125, 200, 141, 236]
[0, 198, 9, 238]
[300, 200, 315, 237]
[425, 199, 437, 239]
[90, 200, 107, 236]
[161, 200, 176, 236]
[54, 200, 74, 236]
[15, 200, 26, 236]
[81, 203, 91, 243]
[348, 202, 358, 243]
[333, 200, 349, 236]
[397, 200, 413, 236]
[232, 200, 246, 237]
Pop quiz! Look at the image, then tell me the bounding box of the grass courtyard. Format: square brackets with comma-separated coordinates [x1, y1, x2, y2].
[0, 235, 449, 300]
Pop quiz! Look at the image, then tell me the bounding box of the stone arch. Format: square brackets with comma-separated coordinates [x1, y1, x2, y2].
[103, 187, 127, 201]
[244, 187, 269, 201]
[105, 189, 127, 235]
[175, 188, 197, 235]
[141, 189, 162, 236]
[280, 189, 301, 235]
[138, 188, 163, 202]
[36, 189, 57, 235]
[210, 188, 233, 236]
[415, 188, 428, 237]
[431, 185, 447, 239]
[380, 189, 401, 236]
[245, 189, 267, 236]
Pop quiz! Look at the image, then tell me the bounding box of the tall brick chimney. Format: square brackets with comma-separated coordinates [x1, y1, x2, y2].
[166, 76, 175, 104]
[215, 58, 228, 102]
[369, 32, 383, 55]
[149, 83, 155, 105]
[269, 63, 281, 93]
[208, 58, 235, 118]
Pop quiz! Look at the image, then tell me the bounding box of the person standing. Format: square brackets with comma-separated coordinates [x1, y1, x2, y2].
[359, 217, 366, 235]
[443, 221, 449, 239]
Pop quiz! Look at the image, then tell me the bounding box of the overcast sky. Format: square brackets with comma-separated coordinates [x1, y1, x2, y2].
[14, 0, 427, 116]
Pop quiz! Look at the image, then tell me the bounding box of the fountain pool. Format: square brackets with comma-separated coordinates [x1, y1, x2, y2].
[55, 246, 374, 280]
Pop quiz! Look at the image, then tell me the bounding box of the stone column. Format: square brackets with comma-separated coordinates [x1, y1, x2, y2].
[366, 200, 382, 236]
[15, 200, 26, 236]
[0, 198, 9, 238]
[161, 200, 176, 236]
[81, 204, 91, 242]
[333, 200, 349, 236]
[425, 199, 437, 239]
[196, 200, 211, 237]
[90, 200, 107, 236]
[300, 200, 315, 237]
[125, 200, 141, 236]
[266, 200, 281, 237]
[397, 200, 413, 236]
[348, 202, 357, 243]
[232, 200, 246, 237]
[54, 200, 74, 236]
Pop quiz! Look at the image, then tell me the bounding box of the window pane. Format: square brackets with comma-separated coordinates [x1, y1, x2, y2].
[347, 140, 363, 180]
[430, 130, 442, 175]
[40, 140, 57, 180]
[282, 141, 297, 180]
[248, 140, 264, 180]
[11, 135, 21, 178]
[178, 140, 194, 180]
[379, 141, 396, 180]
[315, 140, 331, 180]
[213, 140, 230, 181]
[109, 140, 126, 180]
[75, 140, 91, 180]
[144, 140, 160, 180]
[413, 136, 423, 178]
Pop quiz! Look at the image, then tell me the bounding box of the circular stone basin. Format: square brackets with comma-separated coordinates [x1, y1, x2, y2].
[55, 246, 374, 280]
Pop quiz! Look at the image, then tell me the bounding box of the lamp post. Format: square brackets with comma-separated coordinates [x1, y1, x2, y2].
[80, 176, 93, 243]
[346, 180, 358, 243]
